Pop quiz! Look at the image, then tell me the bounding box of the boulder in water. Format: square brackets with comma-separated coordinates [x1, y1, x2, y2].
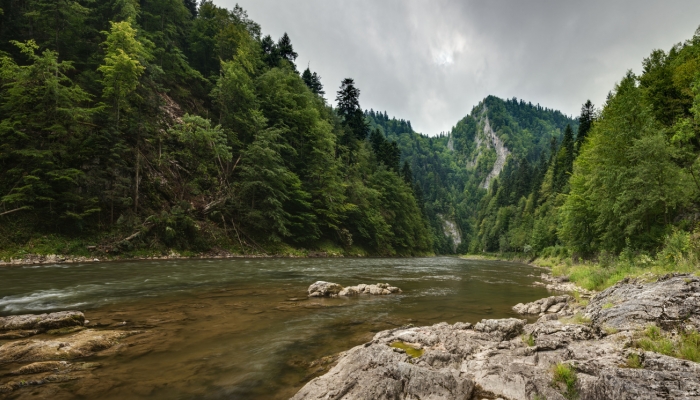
[308, 281, 343, 297]
[308, 282, 402, 297]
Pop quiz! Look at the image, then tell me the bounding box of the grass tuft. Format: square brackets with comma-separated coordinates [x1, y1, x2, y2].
[551, 362, 578, 399]
[634, 325, 700, 363]
[522, 333, 535, 347]
[562, 313, 591, 325]
[625, 353, 643, 368]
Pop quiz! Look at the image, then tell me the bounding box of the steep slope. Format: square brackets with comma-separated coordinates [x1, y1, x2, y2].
[367, 96, 577, 253]
[476, 107, 510, 189]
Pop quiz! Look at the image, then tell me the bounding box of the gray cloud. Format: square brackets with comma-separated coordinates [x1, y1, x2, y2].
[214, 0, 700, 135]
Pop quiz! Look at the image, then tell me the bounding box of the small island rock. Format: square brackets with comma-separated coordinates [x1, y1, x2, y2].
[308, 282, 402, 297]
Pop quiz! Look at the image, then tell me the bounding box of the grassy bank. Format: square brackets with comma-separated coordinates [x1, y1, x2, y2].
[0, 228, 384, 265]
[465, 229, 700, 291]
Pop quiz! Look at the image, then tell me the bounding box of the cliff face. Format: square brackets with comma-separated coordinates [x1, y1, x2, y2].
[292, 274, 700, 400]
[478, 107, 510, 190]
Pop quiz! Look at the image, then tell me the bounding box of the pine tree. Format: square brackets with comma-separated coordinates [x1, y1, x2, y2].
[302, 67, 324, 97]
[277, 33, 298, 64]
[261, 35, 280, 68]
[336, 78, 368, 141]
[183, 0, 198, 17]
[575, 100, 595, 152]
[0, 41, 95, 221]
[401, 161, 413, 185]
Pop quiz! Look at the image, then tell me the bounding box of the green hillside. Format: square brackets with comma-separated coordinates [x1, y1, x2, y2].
[366, 96, 578, 254]
[0, 0, 432, 258]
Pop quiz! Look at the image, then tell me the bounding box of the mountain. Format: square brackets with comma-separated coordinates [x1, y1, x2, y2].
[366, 96, 578, 254]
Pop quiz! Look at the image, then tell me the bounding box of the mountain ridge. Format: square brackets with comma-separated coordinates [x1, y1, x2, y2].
[366, 95, 578, 254]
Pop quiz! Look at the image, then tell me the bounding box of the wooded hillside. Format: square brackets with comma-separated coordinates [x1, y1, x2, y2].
[0, 0, 433, 257]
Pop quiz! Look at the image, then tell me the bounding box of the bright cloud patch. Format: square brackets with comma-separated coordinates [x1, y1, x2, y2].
[434, 50, 454, 66]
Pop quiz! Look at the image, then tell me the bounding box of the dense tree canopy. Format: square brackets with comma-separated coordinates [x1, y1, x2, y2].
[0, 0, 432, 256]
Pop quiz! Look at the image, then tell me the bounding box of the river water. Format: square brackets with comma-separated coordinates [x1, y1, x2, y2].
[0, 257, 549, 399]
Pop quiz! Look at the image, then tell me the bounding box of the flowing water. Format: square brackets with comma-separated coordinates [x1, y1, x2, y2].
[0, 257, 549, 399]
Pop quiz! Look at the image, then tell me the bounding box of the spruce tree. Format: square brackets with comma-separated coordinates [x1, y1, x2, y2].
[277, 33, 298, 63]
[575, 100, 595, 152]
[336, 78, 368, 140]
[184, 0, 198, 17]
[302, 67, 325, 97]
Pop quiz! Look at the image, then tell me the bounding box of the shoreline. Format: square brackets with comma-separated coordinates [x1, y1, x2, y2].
[292, 273, 700, 399]
[0, 251, 341, 268]
[0, 250, 446, 268]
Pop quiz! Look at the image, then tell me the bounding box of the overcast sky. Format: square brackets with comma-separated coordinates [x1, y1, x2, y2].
[214, 0, 700, 135]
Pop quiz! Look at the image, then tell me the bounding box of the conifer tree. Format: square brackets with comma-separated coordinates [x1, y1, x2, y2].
[277, 33, 298, 65]
[401, 161, 413, 185]
[184, 0, 198, 17]
[575, 100, 595, 152]
[302, 67, 325, 97]
[336, 78, 368, 141]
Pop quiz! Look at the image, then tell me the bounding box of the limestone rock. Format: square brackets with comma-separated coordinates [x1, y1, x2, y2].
[12, 361, 69, 375]
[473, 318, 526, 340]
[307, 281, 343, 297]
[585, 274, 700, 331]
[340, 283, 402, 296]
[0, 329, 139, 363]
[513, 295, 571, 316]
[309, 281, 402, 297]
[293, 274, 700, 400]
[0, 311, 85, 333]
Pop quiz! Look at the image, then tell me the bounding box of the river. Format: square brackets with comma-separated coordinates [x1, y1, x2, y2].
[0, 256, 549, 399]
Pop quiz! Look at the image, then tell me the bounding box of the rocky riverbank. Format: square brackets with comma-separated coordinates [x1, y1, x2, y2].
[0, 251, 296, 267]
[292, 274, 700, 399]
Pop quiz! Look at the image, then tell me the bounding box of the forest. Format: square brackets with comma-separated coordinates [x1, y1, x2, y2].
[469, 32, 700, 270]
[366, 25, 700, 287]
[0, 0, 433, 257]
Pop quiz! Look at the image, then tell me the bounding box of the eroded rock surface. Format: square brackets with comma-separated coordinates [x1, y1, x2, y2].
[0, 329, 139, 363]
[513, 295, 572, 316]
[308, 281, 401, 297]
[308, 281, 343, 297]
[0, 311, 85, 335]
[293, 275, 700, 400]
[585, 274, 700, 332]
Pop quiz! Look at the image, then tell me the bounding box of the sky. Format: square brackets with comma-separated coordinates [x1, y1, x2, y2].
[214, 0, 700, 136]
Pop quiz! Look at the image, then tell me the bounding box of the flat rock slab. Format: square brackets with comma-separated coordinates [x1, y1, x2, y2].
[586, 274, 700, 331]
[0, 329, 139, 363]
[513, 295, 572, 315]
[0, 311, 85, 333]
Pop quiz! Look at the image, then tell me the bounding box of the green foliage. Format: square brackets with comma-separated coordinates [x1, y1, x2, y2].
[635, 325, 700, 363]
[0, 1, 432, 257]
[98, 20, 149, 125]
[460, 27, 700, 288]
[626, 353, 643, 368]
[551, 362, 578, 400]
[0, 40, 97, 225]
